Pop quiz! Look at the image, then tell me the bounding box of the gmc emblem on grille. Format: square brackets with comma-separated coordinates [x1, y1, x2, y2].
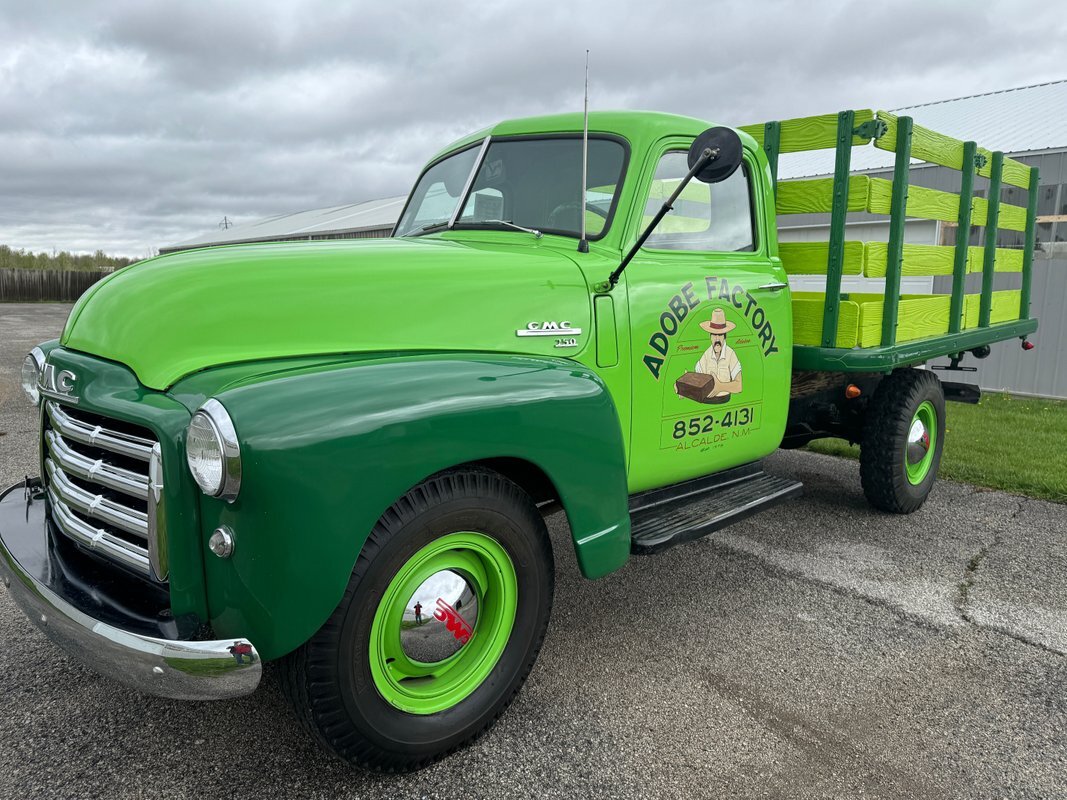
[40, 364, 78, 403]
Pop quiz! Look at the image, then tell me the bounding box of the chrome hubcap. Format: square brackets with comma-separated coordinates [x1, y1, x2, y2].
[398, 569, 479, 664]
[907, 417, 931, 466]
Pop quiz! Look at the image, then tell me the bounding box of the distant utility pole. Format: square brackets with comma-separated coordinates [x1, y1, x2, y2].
[219, 216, 233, 230]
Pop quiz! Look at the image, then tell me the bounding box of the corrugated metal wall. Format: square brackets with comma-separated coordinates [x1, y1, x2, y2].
[777, 150, 1067, 399]
[923, 150, 1066, 398]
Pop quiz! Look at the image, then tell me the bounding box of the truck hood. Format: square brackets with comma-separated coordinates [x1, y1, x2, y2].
[61, 237, 592, 390]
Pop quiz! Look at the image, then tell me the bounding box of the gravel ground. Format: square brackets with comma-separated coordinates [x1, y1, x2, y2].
[1, 303, 1065, 799]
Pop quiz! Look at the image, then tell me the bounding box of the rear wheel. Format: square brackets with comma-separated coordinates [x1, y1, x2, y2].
[280, 468, 553, 772]
[860, 368, 945, 513]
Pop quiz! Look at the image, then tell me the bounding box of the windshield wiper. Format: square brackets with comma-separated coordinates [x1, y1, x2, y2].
[401, 221, 450, 237]
[470, 219, 543, 238]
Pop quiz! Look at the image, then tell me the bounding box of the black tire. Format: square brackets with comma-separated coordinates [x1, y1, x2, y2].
[279, 467, 553, 773]
[860, 368, 946, 514]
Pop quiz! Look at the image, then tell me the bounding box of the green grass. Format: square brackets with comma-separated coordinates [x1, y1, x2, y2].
[807, 392, 1067, 504]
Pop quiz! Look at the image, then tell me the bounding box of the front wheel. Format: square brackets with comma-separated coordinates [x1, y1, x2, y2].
[280, 468, 554, 772]
[860, 368, 946, 513]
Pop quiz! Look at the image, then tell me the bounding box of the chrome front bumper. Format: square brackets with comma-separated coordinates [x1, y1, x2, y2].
[0, 480, 261, 701]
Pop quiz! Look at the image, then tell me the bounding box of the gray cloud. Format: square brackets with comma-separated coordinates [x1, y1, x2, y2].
[1, 0, 1063, 256]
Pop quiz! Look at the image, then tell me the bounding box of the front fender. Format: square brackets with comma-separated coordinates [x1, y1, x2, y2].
[200, 353, 630, 660]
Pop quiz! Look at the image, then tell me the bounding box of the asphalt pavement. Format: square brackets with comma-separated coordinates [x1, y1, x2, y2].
[1, 303, 1065, 799]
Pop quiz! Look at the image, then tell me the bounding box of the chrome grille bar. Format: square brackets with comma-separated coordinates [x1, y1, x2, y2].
[45, 459, 148, 540]
[44, 429, 149, 501]
[46, 402, 154, 462]
[46, 484, 150, 575]
[41, 399, 161, 580]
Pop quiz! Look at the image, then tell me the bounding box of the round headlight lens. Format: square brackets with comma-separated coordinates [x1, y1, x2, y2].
[186, 412, 225, 496]
[21, 350, 43, 405]
[185, 399, 241, 501]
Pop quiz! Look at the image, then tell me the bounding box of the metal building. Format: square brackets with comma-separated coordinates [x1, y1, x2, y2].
[160, 196, 404, 254]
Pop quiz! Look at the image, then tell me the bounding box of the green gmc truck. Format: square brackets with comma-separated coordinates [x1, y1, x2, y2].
[1, 108, 1039, 771]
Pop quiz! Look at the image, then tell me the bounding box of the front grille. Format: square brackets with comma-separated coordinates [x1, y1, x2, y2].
[42, 401, 164, 580]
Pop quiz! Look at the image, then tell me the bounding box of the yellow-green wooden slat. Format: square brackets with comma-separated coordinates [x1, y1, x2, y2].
[776, 176, 870, 214]
[778, 241, 864, 275]
[867, 179, 959, 222]
[793, 290, 1022, 349]
[797, 297, 1022, 352]
[791, 294, 859, 348]
[999, 159, 1033, 190]
[740, 109, 874, 152]
[876, 111, 965, 169]
[963, 290, 1022, 328]
[971, 196, 1028, 231]
[862, 243, 1025, 277]
[865, 178, 1028, 231]
[967, 247, 1024, 273]
[977, 147, 1031, 190]
[876, 110, 1031, 190]
[852, 293, 951, 347]
[863, 243, 954, 276]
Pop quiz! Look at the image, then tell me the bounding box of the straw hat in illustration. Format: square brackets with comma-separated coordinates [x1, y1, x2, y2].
[699, 307, 736, 334]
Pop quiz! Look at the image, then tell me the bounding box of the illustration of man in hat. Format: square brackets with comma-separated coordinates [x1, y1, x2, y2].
[694, 307, 743, 399]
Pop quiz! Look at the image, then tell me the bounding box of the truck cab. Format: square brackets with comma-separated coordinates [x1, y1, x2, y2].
[391, 112, 792, 493]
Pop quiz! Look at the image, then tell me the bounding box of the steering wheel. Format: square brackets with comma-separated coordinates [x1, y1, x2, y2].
[547, 201, 609, 231]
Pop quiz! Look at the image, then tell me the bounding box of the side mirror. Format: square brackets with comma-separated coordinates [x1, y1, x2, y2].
[603, 126, 745, 290]
[688, 127, 743, 184]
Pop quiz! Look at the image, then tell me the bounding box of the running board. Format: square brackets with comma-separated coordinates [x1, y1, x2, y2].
[629, 463, 802, 555]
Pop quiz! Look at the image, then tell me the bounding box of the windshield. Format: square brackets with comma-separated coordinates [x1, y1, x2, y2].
[394, 136, 627, 239]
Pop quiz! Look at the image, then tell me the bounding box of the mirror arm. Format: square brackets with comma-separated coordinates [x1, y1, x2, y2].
[605, 147, 717, 290]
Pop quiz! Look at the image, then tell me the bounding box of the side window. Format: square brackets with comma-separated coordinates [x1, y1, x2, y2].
[643, 151, 756, 252]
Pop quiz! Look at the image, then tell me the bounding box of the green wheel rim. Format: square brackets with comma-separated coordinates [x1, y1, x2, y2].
[369, 532, 517, 715]
[905, 401, 938, 485]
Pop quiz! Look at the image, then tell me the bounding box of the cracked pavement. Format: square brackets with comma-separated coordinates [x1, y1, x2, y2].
[1, 303, 1066, 798]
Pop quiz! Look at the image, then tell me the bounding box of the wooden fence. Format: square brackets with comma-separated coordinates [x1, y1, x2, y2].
[0, 269, 112, 302]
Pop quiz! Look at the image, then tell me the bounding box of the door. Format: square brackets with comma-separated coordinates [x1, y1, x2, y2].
[625, 145, 792, 493]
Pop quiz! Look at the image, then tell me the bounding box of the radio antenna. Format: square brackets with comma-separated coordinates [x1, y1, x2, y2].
[577, 49, 590, 254]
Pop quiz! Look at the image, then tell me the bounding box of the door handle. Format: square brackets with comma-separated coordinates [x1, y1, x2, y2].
[757, 282, 789, 291]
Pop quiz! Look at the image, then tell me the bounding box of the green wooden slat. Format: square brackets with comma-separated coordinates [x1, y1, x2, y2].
[979, 152, 1004, 327]
[776, 176, 869, 214]
[950, 141, 977, 334]
[881, 115, 912, 346]
[763, 120, 781, 196]
[779, 241, 863, 275]
[1020, 166, 1039, 321]
[822, 110, 855, 349]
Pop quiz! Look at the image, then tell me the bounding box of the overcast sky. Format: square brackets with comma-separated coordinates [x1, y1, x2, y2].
[2, 0, 1064, 257]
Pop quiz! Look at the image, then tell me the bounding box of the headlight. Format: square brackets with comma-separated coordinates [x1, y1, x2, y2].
[21, 347, 45, 405]
[185, 398, 242, 502]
